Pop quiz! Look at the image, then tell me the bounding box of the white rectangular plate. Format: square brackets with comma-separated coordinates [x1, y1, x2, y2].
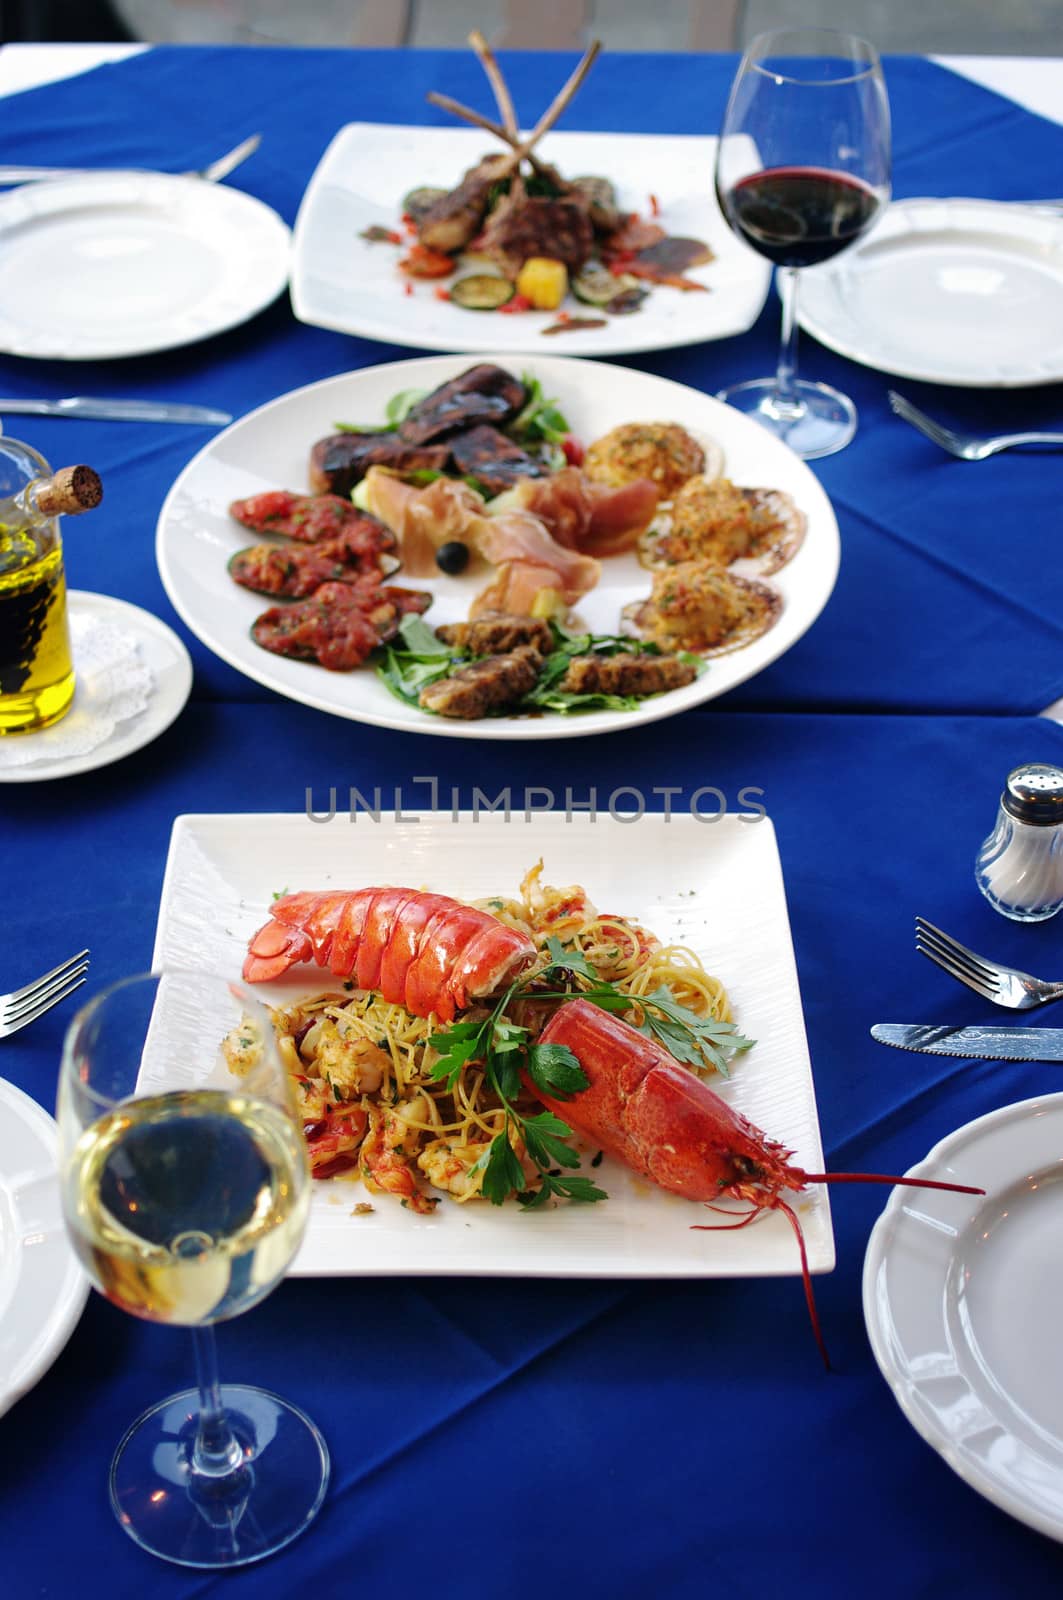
[152, 811, 833, 1278]
[291, 124, 771, 355]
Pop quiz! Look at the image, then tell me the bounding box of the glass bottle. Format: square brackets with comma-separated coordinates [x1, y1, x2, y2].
[975, 763, 1063, 922]
[0, 439, 102, 735]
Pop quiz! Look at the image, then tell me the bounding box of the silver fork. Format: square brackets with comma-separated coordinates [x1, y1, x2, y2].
[888, 391, 1063, 460]
[0, 133, 261, 188]
[0, 950, 90, 1039]
[915, 917, 1063, 1009]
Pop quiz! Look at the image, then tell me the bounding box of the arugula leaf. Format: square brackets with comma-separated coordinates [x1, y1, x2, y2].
[385, 387, 428, 427]
[481, 1130, 527, 1206]
[375, 646, 453, 708]
[524, 1042, 588, 1100]
[398, 614, 450, 656]
[511, 373, 571, 447]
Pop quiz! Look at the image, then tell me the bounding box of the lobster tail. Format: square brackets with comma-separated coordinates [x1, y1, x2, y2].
[242, 917, 315, 982]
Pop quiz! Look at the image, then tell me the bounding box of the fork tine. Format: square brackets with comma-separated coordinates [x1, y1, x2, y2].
[916, 943, 999, 999]
[915, 933, 996, 989]
[3, 948, 90, 1009]
[3, 971, 88, 1035]
[3, 961, 90, 1022]
[914, 919, 997, 978]
[915, 921, 999, 984]
[888, 392, 956, 450]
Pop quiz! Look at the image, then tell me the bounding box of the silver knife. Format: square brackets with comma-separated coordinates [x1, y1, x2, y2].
[872, 1023, 1063, 1060]
[0, 396, 231, 425]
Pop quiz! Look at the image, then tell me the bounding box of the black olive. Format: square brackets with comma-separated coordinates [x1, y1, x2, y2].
[436, 541, 470, 575]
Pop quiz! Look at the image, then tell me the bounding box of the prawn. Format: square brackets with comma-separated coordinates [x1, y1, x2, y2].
[243, 887, 536, 1022]
[535, 999, 984, 1368]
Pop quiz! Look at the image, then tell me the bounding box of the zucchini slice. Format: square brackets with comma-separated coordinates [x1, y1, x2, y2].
[402, 186, 448, 223]
[449, 274, 516, 311]
[572, 266, 639, 306]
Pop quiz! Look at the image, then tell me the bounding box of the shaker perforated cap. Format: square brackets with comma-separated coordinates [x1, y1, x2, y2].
[1002, 763, 1063, 825]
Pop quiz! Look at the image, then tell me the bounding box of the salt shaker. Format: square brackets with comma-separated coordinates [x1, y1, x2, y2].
[975, 763, 1063, 922]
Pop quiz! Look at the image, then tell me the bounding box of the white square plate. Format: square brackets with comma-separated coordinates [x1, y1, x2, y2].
[151, 810, 833, 1279]
[291, 124, 771, 355]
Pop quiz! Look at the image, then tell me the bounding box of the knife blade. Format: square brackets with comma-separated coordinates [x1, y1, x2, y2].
[872, 1023, 1063, 1060]
[0, 397, 231, 425]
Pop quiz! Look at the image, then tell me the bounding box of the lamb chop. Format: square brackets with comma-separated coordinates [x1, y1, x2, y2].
[477, 173, 594, 277]
[418, 37, 601, 260]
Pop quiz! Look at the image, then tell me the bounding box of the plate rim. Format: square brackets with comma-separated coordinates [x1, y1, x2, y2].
[290, 121, 772, 356]
[0, 590, 193, 785]
[0, 169, 292, 361]
[862, 1091, 1063, 1542]
[154, 350, 840, 742]
[798, 196, 1063, 388]
[0, 1077, 88, 1419]
[152, 807, 835, 1280]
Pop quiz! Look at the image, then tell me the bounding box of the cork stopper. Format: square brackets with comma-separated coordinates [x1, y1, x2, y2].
[34, 465, 103, 517]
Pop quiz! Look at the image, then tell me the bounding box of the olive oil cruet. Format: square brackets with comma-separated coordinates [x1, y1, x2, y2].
[0, 436, 102, 734]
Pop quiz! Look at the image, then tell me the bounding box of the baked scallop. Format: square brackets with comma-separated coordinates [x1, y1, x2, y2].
[640, 477, 807, 576]
[583, 422, 718, 500]
[622, 560, 781, 655]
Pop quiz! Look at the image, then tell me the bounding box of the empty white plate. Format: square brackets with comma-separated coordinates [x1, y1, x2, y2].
[0, 171, 291, 359]
[0, 1078, 88, 1418]
[864, 1093, 1063, 1541]
[798, 198, 1063, 387]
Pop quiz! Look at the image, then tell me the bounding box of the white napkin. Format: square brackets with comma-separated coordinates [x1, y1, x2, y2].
[0, 608, 154, 770]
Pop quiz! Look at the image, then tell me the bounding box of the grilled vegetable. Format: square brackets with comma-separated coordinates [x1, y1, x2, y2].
[572, 266, 638, 306]
[402, 185, 449, 224]
[449, 274, 516, 311]
[515, 256, 569, 311]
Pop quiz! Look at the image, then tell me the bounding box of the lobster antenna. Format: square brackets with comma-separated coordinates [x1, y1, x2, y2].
[469, 29, 519, 138]
[801, 1174, 984, 1195]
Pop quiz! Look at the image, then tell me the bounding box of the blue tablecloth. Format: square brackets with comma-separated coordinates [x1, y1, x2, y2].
[0, 47, 1060, 713]
[3, 43, 1063, 1600]
[5, 707, 1063, 1599]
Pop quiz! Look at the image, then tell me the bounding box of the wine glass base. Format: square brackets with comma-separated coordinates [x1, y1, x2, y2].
[716, 377, 857, 459]
[109, 1384, 329, 1569]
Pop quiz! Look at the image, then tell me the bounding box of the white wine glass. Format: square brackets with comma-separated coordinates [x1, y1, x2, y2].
[715, 29, 891, 458]
[57, 970, 328, 1569]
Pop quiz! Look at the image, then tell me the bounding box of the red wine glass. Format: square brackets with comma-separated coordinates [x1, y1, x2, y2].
[715, 29, 890, 459]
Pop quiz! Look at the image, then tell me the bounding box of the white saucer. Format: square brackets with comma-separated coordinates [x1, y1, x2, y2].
[0, 591, 192, 783]
[799, 198, 1063, 387]
[0, 1078, 88, 1418]
[864, 1093, 1063, 1542]
[0, 171, 291, 360]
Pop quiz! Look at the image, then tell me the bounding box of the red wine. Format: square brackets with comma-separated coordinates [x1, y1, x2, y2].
[721, 166, 880, 268]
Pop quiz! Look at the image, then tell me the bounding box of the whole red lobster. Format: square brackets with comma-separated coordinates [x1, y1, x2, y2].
[535, 999, 983, 1368]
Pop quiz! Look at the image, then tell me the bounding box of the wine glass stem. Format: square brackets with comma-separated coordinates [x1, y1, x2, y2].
[190, 1325, 244, 1478]
[773, 267, 803, 416]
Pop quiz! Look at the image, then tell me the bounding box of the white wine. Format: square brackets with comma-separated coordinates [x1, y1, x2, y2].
[65, 1089, 309, 1325]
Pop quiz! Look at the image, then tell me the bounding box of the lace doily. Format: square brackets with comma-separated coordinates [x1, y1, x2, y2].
[0, 608, 155, 770]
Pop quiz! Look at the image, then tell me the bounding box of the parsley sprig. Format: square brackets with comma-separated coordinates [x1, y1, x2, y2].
[426, 974, 607, 1208]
